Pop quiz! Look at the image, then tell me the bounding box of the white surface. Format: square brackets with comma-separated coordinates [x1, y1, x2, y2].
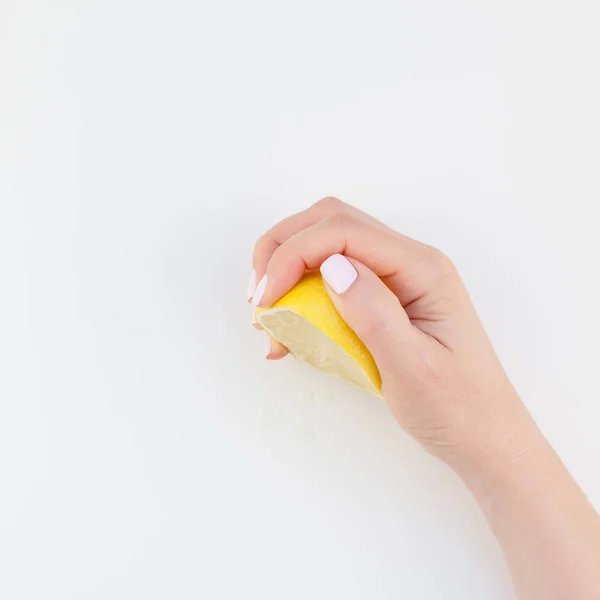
[1, 1, 599, 598]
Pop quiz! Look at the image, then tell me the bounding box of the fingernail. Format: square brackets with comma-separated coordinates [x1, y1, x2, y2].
[320, 254, 358, 295]
[265, 337, 272, 358]
[252, 274, 268, 306]
[247, 269, 257, 300]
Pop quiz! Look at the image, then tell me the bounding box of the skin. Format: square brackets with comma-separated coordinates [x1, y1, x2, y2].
[249, 197, 600, 600]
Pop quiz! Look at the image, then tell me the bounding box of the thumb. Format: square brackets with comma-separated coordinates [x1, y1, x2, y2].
[319, 254, 419, 372]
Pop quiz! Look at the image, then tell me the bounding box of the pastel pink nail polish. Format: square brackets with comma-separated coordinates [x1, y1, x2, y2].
[247, 269, 257, 300]
[320, 254, 358, 295]
[252, 274, 268, 306]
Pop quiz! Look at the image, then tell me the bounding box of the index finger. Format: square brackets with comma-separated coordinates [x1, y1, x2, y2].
[252, 213, 432, 309]
[249, 197, 389, 300]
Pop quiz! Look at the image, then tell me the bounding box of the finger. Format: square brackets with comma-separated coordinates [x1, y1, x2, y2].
[319, 255, 421, 373]
[252, 213, 430, 308]
[249, 197, 389, 301]
[253, 316, 289, 360]
[265, 337, 289, 360]
[251, 314, 263, 330]
[253, 314, 290, 358]
[252, 202, 330, 281]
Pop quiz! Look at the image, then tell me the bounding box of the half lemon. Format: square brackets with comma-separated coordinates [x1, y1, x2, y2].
[254, 271, 382, 396]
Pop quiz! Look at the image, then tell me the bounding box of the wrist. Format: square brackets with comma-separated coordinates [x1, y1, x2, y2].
[442, 397, 600, 600]
[441, 395, 547, 494]
[448, 408, 567, 518]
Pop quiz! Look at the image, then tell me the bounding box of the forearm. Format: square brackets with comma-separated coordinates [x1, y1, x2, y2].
[453, 403, 600, 600]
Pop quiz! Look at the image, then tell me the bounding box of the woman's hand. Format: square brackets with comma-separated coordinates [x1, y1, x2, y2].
[249, 197, 600, 600]
[249, 197, 525, 468]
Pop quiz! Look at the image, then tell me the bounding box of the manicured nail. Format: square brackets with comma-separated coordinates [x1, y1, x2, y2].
[252, 274, 268, 306]
[247, 269, 257, 300]
[320, 254, 358, 294]
[265, 337, 272, 358]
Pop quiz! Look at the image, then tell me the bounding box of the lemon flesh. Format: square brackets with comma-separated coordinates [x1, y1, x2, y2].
[255, 272, 382, 397]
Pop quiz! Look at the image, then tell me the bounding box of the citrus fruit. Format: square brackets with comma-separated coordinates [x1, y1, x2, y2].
[254, 271, 382, 396]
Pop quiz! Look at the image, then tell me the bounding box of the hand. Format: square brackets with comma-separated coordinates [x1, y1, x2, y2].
[249, 197, 526, 468]
[249, 197, 600, 600]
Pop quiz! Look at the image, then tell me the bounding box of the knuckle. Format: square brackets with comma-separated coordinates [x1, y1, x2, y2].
[428, 247, 457, 279]
[355, 310, 390, 340]
[269, 242, 303, 273]
[269, 241, 287, 264]
[313, 196, 346, 213]
[253, 232, 274, 255]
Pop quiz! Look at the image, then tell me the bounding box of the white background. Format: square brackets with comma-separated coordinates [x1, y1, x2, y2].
[1, 1, 599, 598]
